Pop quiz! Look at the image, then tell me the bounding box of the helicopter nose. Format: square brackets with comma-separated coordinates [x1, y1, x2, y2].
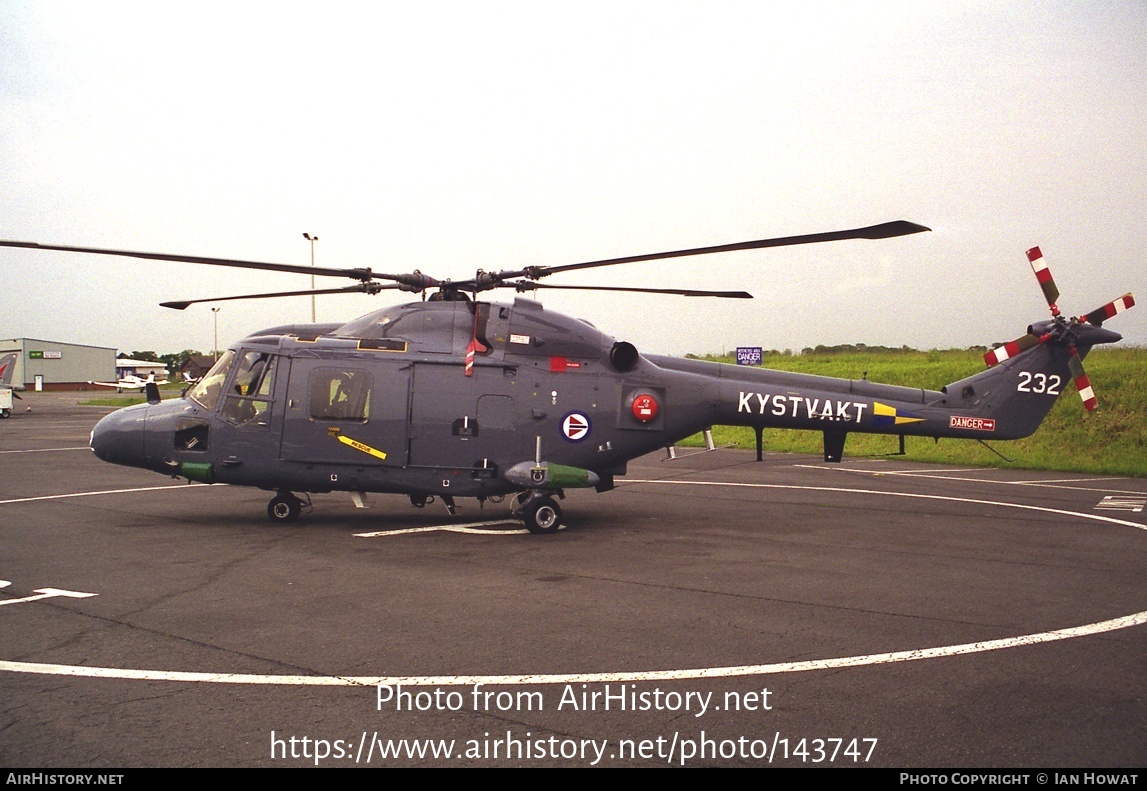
[90, 405, 148, 468]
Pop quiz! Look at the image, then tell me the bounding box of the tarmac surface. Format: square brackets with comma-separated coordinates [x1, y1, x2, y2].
[1, 392, 1145, 767]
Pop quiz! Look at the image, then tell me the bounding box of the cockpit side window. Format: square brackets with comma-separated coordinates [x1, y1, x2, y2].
[221, 352, 277, 426]
[230, 351, 275, 397]
[309, 368, 372, 421]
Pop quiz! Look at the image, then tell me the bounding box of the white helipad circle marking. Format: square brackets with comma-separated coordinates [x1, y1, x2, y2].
[0, 611, 1143, 686]
[622, 478, 1147, 531]
[1, 479, 1143, 686]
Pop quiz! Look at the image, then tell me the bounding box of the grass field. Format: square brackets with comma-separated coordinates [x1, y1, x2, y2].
[681, 347, 1146, 477]
[79, 383, 183, 407]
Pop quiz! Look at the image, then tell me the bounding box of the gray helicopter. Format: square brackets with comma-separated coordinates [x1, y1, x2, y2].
[1, 224, 1132, 532]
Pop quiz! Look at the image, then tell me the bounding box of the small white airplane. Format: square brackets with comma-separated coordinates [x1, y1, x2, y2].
[87, 372, 169, 392]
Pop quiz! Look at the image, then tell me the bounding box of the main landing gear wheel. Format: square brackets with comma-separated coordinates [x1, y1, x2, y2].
[521, 497, 562, 535]
[267, 493, 303, 523]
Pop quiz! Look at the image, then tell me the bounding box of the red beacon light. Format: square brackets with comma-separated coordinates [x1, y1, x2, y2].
[631, 393, 659, 422]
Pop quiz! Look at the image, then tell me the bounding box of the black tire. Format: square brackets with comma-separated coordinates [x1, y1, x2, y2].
[522, 497, 562, 534]
[267, 494, 301, 523]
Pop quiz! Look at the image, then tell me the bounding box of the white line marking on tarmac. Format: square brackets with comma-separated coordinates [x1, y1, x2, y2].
[0, 610, 1142, 686]
[0, 588, 98, 607]
[822, 467, 986, 475]
[0, 447, 91, 454]
[356, 520, 527, 537]
[1020, 477, 1121, 484]
[793, 465, 1147, 497]
[1095, 496, 1147, 513]
[0, 483, 212, 506]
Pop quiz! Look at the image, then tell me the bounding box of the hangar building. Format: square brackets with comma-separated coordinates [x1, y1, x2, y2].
[0, 338, 116, 391]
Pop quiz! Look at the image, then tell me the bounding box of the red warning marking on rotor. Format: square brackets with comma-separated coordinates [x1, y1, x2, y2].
[561, 412, 591, 442]
[631, 393, 659, 422]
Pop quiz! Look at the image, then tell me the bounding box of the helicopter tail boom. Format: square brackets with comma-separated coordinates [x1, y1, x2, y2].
[655, 320, 1120, 457]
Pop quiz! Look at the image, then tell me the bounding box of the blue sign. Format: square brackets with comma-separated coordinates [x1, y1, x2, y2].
[736, 347, 763, 366]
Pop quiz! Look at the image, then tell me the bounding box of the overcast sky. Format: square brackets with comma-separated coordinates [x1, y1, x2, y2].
[1, 1, 1144, 358]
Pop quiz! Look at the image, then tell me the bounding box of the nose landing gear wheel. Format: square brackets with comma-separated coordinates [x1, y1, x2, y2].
[267, 493, 303, 523]
[521, 497, 562, 534]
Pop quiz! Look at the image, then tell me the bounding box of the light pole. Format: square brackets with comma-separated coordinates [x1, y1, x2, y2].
[303, 232, 318, 323]
[212, 307, 221, 361]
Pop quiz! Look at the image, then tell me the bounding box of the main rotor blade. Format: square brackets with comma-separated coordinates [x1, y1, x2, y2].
[513, 282, 753, 298]
[0, 240, 377, 283]
[160, 283, 401, 310]
[500, 220, 931, 281]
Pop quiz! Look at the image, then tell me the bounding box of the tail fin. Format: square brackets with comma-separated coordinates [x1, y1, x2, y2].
[0, 352, 17, 386]
[942, 323, 1120, 439]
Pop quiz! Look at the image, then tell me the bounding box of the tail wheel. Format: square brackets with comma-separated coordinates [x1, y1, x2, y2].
[267, 493, 302, 523]
[522, 497, 562, 535]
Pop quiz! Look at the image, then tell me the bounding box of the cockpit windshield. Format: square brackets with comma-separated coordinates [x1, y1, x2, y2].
[187, 350, 235, 411]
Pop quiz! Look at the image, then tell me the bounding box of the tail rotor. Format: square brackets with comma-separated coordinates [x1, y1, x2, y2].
[983, 246, 1134, 412]
[1081, 293, 1135, 327]
[1026, 246, 1062, 315]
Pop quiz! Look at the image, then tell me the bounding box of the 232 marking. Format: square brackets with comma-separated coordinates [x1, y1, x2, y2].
[1017, 371, 1061, 395]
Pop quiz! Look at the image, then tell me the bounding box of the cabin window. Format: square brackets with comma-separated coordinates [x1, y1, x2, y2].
[308, 368, 372, 421]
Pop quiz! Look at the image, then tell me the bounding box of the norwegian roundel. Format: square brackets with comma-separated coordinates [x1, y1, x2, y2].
[561, 411, 591, 442]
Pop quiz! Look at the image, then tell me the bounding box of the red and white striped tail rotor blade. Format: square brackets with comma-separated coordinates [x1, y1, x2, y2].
[1066, 350, 1098, 411]
[1081, 293, 1135, 326]
[1026, 246, 1061, 316]
[983, 333, 1040, 367]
